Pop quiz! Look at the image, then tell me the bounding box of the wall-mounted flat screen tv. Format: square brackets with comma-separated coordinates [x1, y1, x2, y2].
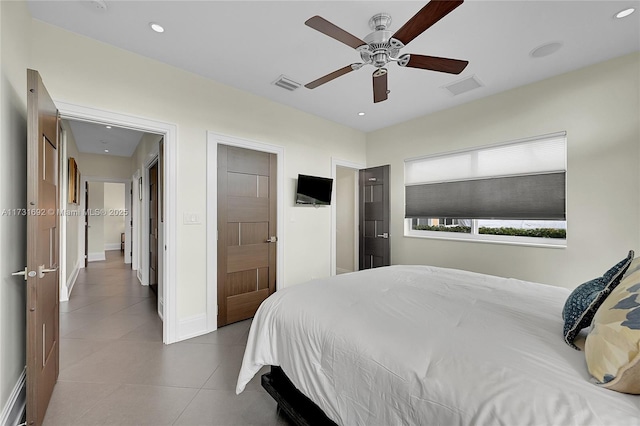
[296, 174, 333, 206]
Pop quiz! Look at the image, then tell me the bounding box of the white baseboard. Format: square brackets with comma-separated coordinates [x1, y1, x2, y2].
[0, 368, 26, 426]
[66, 259, 82, 298]
[336, 267, 353, 274]
[104, 243, 122, 251]
[88, 251, 106, 262]
[137, 270, 146, 286]
[177, 313, 207, 341]
[158, 297, 164, 321]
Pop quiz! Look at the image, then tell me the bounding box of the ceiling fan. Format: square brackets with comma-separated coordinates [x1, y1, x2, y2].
[304, 0, 469, 103]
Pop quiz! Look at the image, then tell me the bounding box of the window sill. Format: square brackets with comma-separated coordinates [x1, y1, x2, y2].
[404, 229, 566, 249]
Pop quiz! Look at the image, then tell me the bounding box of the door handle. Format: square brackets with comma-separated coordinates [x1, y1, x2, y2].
[38, 265, 58, 279]
[12, 267, 37, 281]
[376, 233, 389, 239]
[266, 236, 278, 243]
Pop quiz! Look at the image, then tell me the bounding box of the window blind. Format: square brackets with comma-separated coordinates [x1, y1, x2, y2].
[404, 132, 566, 220]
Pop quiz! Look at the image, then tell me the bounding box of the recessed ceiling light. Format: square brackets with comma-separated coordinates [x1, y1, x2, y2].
[615, 8, 635, 19]
[104, 149, 109, 153]
[105, 125, 111, 129]
[530, 42, 563, 58]
[90, 0, 107, 11]
[358, 112, 365, 116]
[150, 22, 164, 33]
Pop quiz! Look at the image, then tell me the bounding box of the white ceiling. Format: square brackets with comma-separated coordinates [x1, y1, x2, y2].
[29, 1, 640, 133]
[66, 119, 144, 157]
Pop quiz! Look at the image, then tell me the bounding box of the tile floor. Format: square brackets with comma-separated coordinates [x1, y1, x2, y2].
[43, 251, 290, 425]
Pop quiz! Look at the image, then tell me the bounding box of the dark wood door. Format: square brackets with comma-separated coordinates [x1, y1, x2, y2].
[359, 165, 390, 269]
[217, 145, 276, 327]
[149, 161, 158, 294]
[84, 181, 88, 268]
[26, 69, 60, 426]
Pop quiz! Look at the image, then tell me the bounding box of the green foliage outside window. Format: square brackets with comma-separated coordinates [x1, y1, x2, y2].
[413, 225, 566, 239]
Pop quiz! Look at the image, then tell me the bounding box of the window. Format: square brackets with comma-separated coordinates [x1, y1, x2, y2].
[404, 132, 567, 247]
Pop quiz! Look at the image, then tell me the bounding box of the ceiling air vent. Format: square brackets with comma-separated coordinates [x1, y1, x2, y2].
[273, 75, 302, 92]
[442, 75, 483, 96]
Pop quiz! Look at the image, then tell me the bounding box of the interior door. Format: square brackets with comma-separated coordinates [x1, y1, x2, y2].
[359, 165, 390, 269]
[84, 181, 88, 268]
[26, 69, 60, 426]
[217, 145, 277, 327]
[149, 161, 158, 294]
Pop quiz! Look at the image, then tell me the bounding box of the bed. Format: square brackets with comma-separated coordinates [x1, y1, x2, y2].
[236, 265, 640, 425]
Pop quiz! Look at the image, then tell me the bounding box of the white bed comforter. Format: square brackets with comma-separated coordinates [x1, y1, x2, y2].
[236, 265, 640, 425]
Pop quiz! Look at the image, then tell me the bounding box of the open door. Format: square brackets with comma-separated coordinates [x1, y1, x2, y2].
[26, 69, 60, 425]
[359, 165, 390, 269]
[84, 181, 88, 268]
[149, 161, 159, 294]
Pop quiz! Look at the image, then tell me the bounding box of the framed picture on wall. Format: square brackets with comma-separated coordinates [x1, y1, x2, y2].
[68, 157, 78, 204]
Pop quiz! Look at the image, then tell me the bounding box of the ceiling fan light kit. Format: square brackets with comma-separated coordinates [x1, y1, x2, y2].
[304, 0, 469, 103]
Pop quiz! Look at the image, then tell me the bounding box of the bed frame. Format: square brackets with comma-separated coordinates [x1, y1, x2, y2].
[261, 366, 338, 426]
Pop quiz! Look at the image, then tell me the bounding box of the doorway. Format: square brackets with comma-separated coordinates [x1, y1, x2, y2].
[148, 160, 159, 295]
[85, 181, 127, 264]
[206, 132, 284, 332]
[335, 166, 359, 274]
[57, 101, 177, 343]
[216, 144, 277, 327]
[331, 159, 365, 276]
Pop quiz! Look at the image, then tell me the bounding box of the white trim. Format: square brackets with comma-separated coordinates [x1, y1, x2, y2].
[331, 158, 365, 276]
[404, 220, 567, 249]
[88, 251, 106, 262]
[65, 259, 81, 299]
[131, 170, 141, 272]
[177, 313, 207, 341]
[104, 243, 122, 251]
[336, 267, 352, 275]
[206, 132, 285, 333]
[57, 101, 178, 344]
[158, 297, 164, 320]
[59, 126, 68, 302]
[0, 368, 26, 426]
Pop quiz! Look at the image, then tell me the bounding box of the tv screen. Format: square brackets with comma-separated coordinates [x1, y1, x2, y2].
[296, 174, 333, 206]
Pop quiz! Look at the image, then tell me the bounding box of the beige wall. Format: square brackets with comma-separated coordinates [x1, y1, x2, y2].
[79, 152, 132, 180]
[29, 20, 367, 322]
[366, 53, 640, 289]
[0, 0, 30, 415]
[336, 167, 356, 273]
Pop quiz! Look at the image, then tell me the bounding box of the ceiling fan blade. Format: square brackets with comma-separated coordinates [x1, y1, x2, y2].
[372, 69, 388, 103]
[392, 0, 464, 46]
[305, 16, 367, 50]
[305, 65, 356, 89]
[402, 54, 468, 74]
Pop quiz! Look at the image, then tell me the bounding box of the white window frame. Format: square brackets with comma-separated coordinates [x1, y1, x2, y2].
[404, 219, 566, 248]
[403, 132, 567, 249]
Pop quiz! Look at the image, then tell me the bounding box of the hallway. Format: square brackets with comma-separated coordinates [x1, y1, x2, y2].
[43, 251, 283, 425]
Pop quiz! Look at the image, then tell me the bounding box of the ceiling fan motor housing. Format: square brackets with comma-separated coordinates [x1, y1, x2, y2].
[360, 27, 403, 68]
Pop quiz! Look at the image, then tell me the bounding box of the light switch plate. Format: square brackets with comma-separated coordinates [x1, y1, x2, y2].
[183, 212, 201, 225]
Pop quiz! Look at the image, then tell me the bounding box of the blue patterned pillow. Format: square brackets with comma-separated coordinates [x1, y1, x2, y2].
[562, 250, 634, 349]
